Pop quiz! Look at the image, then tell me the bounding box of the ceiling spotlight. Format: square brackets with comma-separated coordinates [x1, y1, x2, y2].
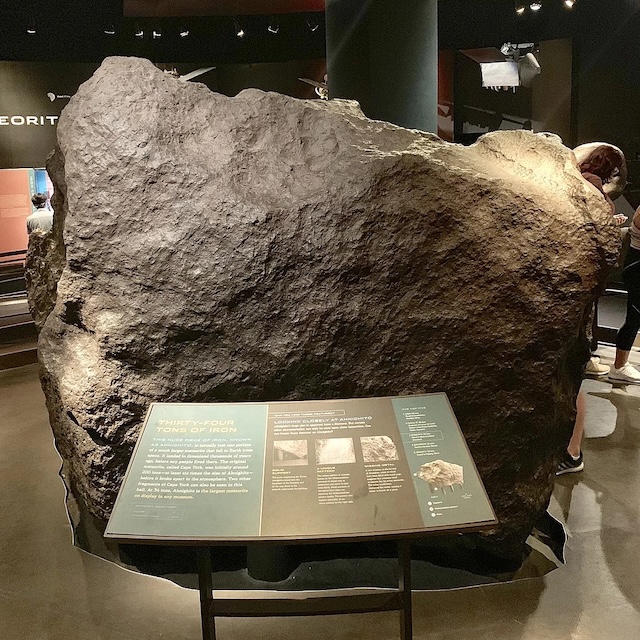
[306, 16, 319, 32]
[233, 19, 245, 38]
[179, 29, 190, 38]
[564, 0, 576, 7]
[134, 28, 144, 38]
[530, 1, 542, 10]
[515, 2, 525, 14]
[26, 17, 36, 34]
[152, 29, 162, 39]
[104, 25, 116, 36]
[267, 16, 280, 34]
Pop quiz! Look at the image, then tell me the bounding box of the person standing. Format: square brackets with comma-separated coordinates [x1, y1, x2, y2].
[574, 145, 626, 377]
[26, 192, 53, 233]
[557, 144, 626, 475]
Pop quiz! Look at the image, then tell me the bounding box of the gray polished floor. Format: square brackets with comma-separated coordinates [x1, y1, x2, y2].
[1, 348, 639, 640]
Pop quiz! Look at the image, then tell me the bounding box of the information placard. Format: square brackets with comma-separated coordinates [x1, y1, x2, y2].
[105, 394, 496, 543]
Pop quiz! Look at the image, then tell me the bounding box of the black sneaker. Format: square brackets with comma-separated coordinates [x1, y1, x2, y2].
[556, 451, 584, 476]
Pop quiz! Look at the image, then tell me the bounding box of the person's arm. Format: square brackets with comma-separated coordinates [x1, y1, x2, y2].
[603, 191, 616, 216]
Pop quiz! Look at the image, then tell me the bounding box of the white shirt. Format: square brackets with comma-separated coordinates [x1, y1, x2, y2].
[26, 208, 53, 233]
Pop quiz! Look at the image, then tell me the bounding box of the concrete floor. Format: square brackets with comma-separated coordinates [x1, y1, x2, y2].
[1, 349, 639, 640]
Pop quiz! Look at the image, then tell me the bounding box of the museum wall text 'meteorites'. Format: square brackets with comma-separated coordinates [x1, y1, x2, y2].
[27, 56, 619, 565]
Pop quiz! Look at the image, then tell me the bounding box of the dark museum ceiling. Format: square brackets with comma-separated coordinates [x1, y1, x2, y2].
[0, 0, 327, 63]
[124, 0, 326, 16]
[0, 1, 638, 63]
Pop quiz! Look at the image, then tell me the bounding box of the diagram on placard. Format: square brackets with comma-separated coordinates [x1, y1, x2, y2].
[315, 438, 356, 464]
[360, 435, 399, 462]
[415, 459, 464, 493]
[273, 440, 309, 466]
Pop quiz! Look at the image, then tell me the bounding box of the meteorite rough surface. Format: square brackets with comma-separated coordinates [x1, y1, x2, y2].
[27, 56, 620, 565]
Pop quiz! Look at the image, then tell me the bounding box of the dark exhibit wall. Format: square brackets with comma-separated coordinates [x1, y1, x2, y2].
[0, 62, 99, 169]
[0, 59, 326, 171]
[572, 1, 639, 151]
[532, 39, 572, 145]
[572, 1, 640, 206]
[137, 60, 327, 99]
[438, 0, 576, 52]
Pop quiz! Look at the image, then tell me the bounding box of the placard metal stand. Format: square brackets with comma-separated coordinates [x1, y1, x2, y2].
[196, 539, 413, 640]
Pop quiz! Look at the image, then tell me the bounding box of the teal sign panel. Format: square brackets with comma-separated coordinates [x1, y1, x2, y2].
[105, 394, 496, 543]
[106, 403, 268, 539]
[392, 395, 495, 529]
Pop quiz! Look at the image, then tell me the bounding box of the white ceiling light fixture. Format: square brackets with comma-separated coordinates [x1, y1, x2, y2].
[134, 28, 144, 38]
[104, 25, 116, 36]
[26, 16, 36, 35]
[515, 2, 526, 14]
[152, 29, 162, 39]
[564, 0, 576, 8]
[180, 28, 190, 38]
[530, 1, 543, 10]
[306, 15, 319, 32]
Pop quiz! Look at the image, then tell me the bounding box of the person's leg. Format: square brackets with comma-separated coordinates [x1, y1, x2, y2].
[590, 300, 599, 354]
[611, 249, 640, 380]
[567, 391, 585, 458]
[557, 392, 586, 475]
[614, 349, 632, 369]
[584, 301, 610, 375]
[613, 278, 638, 367]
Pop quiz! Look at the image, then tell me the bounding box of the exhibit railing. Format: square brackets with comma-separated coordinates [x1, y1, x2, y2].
[0, 250, 27, 297]
[0, 251, 37, 368]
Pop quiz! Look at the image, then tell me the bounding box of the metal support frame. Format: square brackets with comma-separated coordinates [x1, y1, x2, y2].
[196, 540, 414, 640]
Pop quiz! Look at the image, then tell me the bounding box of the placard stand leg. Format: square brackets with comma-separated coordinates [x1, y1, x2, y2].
[398, 540, 413, 640]
[197, 547, 216, 640]
[195, 542, 413, 640]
